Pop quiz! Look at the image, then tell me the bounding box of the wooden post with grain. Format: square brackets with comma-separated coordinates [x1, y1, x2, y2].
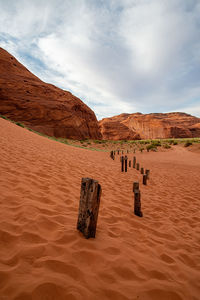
[136, 163, 140, 171]
[133, 156, 136, 168]
[145, 169, 150, 179]
[143, 174, 147, 185]
[110, 150, 115, 160]
[77, 178, 102, 238]
[121, 156, 124, 172]
[133, 182, 143, 217]
[124, 155, 128, 172]
[129, 160, 131, 167]
[141, 167, 144, 174]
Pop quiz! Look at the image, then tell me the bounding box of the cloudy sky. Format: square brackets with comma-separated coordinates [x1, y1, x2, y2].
[0, 0, 200, 119]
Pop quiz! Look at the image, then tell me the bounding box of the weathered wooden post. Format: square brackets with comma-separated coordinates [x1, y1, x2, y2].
[127, 150, 129, 154]
[122, 150, 124, 154]
[110, 150, 115, 160]
[143, 174, 147, 185]
[136, 163, 140, 170]
[133, 182, 143, 217]
[133, 182, 139, 192]
[117, 150, 120, 155]
[141, 167, 144, 174]
[129, 160, 131, 167]
[77, 178, 102, 238]
[113, 150, 116, 155]
[133, 156, 136, 168]
[124, 155, 128, 172]
[145, 169, 150, 179]
[121, 156, 124, 172]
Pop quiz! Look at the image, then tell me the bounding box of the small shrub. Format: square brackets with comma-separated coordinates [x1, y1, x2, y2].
[16, 122, 24, 128]
[0, 114, 8, 120]
[151, 140, 161, 147]
[139, 140, 150, 145]
[140, 147, 144, 152]
[163, 144, 171, 149]
[173, 141, 178, 145]
[184, 141, 192, 147]
[146, 144, 157, 152]
[93, 140, 102, 144]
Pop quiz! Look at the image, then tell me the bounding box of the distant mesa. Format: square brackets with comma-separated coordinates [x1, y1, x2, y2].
[99, 112, 200, 140]
[0, 47, 101, 140]
[0, 47, 200, 141]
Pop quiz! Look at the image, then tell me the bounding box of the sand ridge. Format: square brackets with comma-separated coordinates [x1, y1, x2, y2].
[0, 118, 200, 300]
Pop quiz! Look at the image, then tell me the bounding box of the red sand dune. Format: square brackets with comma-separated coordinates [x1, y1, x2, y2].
[0, 118, 200, 300]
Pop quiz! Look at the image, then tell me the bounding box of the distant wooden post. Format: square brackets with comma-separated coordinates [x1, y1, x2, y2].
[77, 178, 101, 238]
[113, 150, 116, 155]
[121, 156, 124, 172]
[145, 169, 150, 179]
[136, 163, 140, 171]
[133, 182, 143, 217]
[110, 151, 115, 160]
[133, 156, 136, 168]
[141, 167, 144, 174]
[122, 150, 124, 154]
[129, 160, 131, 167]
[143, 174, 147, 185]
[117, 150, 120, 155]
[124, 155, 128, 172]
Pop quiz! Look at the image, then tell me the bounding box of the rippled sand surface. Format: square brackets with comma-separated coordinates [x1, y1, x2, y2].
[0, 118, 200, 300]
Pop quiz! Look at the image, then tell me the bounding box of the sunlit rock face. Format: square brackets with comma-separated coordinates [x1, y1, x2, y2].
[99, 112, 200, 140]
[0, 47, 101, 140]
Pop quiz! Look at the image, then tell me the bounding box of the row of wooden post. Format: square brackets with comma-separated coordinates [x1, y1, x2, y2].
[77, 177, 144, 238]
[77, 150, 151, 239]
[120, 154, 150, 185]
[110, 149, 131, 158]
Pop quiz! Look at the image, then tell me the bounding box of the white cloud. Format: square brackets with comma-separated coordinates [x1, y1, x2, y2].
[0, 0, 200, 119]
[175, 104, 200, 118]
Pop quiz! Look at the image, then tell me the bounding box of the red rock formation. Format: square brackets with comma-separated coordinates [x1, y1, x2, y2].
[99, 113, 140, 140]
[99, 112, 200, 140]
[0, 47, 101, 140]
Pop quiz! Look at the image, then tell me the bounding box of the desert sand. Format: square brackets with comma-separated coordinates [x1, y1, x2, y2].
[0, 117, 200, 300]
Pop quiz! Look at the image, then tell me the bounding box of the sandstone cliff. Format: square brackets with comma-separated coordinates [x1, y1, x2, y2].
[0, 48, 101, 140]
[99, 112, 200, 140]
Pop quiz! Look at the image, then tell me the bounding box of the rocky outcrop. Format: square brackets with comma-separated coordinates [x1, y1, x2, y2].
[0, 48, 101, 140]
[99, 113, 141, 140]
[99, 112, 200, 140]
